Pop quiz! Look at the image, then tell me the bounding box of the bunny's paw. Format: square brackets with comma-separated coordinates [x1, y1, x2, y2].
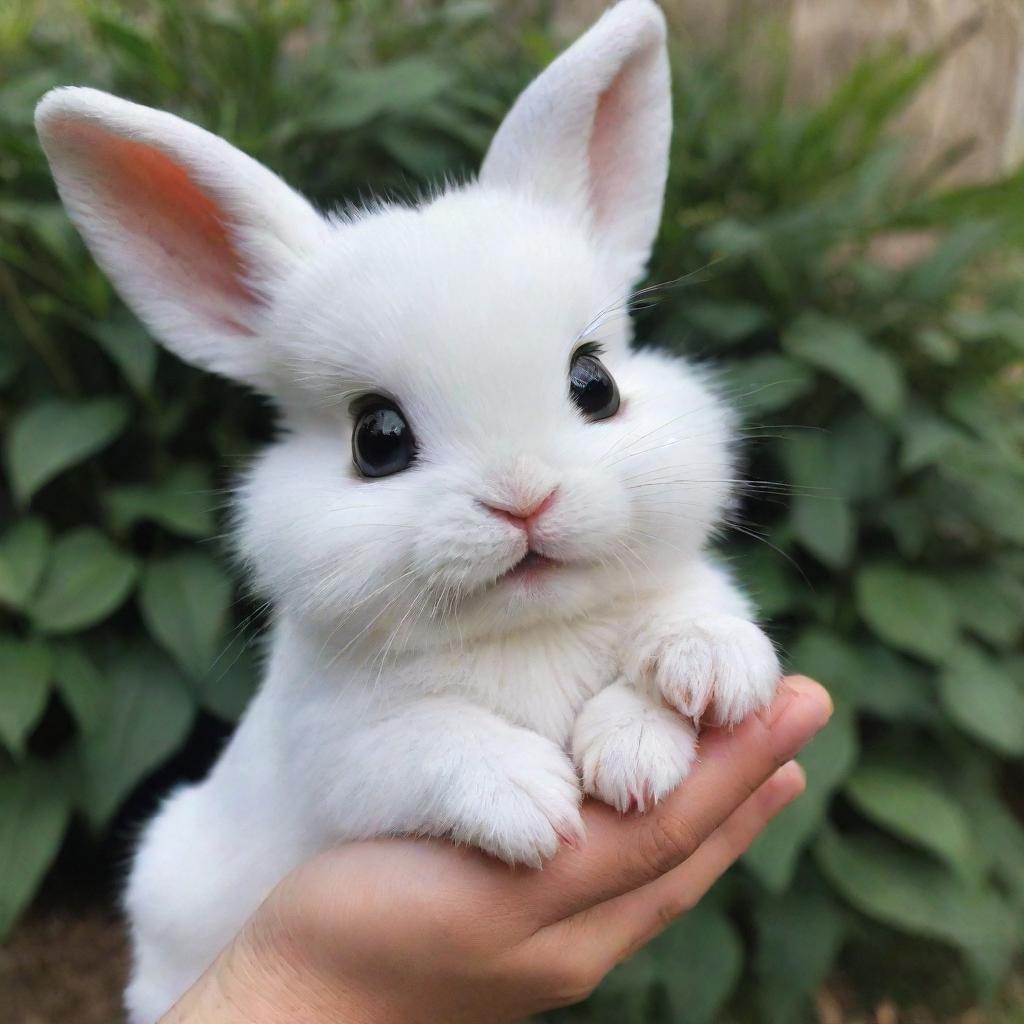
[571, 682, 697, 813]
[626, 614, 780, 726]
[446, 732, 584, 868]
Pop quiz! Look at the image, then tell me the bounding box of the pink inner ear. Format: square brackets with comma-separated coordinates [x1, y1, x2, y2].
[55, 119, 257, 329]
[587, 51, 649, 238]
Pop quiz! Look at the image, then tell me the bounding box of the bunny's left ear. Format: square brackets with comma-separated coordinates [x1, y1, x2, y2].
[479, 0, 671, 290]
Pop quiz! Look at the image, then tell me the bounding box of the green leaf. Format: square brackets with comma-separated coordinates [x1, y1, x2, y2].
[650, 904, 742, 1024]
[0, 518, 50, 610]
[721, 354, 814, 415]
[780, 418, 891, 503]
[52, 643, 109, 736]
[311, 58, 454, 131]
[732, 545, 795, 618]
[754, 868, 846, 1024]
[957, 781, 1024, 911]
[199, 632, 257, 722]
[845, 760, 977, 877]
[815, 828, 1017, 994]
[903, 223, 995, 305]
[78, 646, 195, 829]
[900, 410, 966, 472]
[948, 568, 1024, 648]
[939, 644, 1024, 756]
[782, 312, 904, 417]
[104, 463, 216, 539]
[89, 313, 158, 395]
[0, 637, 52, 757]
[589, 951, 657, 1023]
[855, 564, 958, 663]
[0, 759, 70, 937]
[828, 412, 892, 500]
[686, 299, 770, 344]
[790, 494, 854, 568]
[139, 552, 233, 679]
[788, 628, 935, 723]
[28, 528, 137, 634]
[745, 704, 858, 891]
[4, 397, 129, 505]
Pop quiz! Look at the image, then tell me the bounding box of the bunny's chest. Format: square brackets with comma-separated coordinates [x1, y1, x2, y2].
[437, 615, 627, 745]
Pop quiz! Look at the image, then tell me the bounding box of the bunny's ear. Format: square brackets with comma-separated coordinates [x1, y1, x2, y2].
[479, 0, 671, 290]
[35, 87, 327, 390]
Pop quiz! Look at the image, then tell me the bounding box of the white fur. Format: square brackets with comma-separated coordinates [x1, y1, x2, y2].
[36, 2, 781, 1020]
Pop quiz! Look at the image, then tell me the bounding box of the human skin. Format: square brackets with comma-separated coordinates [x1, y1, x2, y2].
[160, 676, 831, 1024]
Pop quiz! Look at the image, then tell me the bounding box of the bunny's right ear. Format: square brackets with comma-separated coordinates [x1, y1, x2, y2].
[35, 87, 327, 391]
[479, 0, 671, 292]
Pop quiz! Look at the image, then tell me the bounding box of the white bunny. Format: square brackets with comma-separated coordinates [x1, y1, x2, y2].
[36, 1, 780, 1019]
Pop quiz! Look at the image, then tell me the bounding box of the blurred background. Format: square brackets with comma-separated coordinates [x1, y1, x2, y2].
[1, 0, 1023, 1021]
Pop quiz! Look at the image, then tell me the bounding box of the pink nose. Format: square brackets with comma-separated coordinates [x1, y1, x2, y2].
[481, 488, 558, 531]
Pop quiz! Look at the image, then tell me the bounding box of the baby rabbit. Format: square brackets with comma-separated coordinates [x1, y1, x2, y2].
[36, 1, 780, 1019]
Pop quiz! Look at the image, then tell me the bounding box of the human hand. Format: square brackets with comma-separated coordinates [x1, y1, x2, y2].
[161, 676, 831, 1024]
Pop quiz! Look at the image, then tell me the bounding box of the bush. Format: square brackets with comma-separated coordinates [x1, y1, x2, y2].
[1, 2, 1022, 1020]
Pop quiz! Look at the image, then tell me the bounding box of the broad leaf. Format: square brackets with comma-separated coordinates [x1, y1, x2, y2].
[5, 397, 129, 505]
[721, 354, 814, 415]
[29, 528, 137, 634]
[745, 704, 858, 891]
[939, 644, 1024, 756]
[0, 518, 50, 610]
[948, 568, 1024, 649]
[310, 58, 454, 131]
[104, 463, 216, 539]
[78, 646, 195, 829]
[855, 564, 958, 663]
[89, 313, 158, 394]
[139, 552, 233, 679]
[52, 642, 109, 736]
[754, 867, 846, 1024]
[199, 632, 258, 722]
[0, 637, 52, 756]
[816, 828, 1016, 994]
[686, 300, 770, 344]
[790, 494, 853, 568]
[829, 412, 892, 500]
[845, 760, 977, 878]
[0, 759, 70, 936]
[589, 950, 657, 1024]
[900, 410, 966, 472]
[788, 628, 935, 723]
[782, 313, 904, 417]
[650, 903, 743, 1024]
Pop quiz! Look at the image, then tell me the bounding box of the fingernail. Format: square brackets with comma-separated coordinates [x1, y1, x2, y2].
[768, 678, 833, 763]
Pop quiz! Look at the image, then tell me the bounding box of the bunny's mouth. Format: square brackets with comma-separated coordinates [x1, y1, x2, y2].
[502, 550, 559, 582]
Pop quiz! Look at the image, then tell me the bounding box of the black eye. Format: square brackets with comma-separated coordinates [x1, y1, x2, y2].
[351, 397, 416, 478]
[569, 351, 620, 421]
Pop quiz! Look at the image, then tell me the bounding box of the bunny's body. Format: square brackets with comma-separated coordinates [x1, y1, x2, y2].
[36, 2, 780, 1020]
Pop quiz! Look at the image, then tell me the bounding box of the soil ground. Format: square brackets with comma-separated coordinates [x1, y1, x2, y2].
[1, 901, 127, 1024]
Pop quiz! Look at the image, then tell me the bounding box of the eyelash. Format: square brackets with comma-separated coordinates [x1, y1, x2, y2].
[571, 340, 605, 363]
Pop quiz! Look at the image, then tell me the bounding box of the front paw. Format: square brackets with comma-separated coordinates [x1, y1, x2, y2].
[447, 732, 584, 868]
[626, 615, 780, 726]
[572, 682, 697, 813]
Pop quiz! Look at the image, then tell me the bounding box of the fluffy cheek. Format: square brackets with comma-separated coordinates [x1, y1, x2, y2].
[411, 491, 523, 591]
[531, 467, 631, 563]
[234, 437, 418, 626]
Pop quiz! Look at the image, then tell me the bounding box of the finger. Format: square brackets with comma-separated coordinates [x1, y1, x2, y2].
[552, 761, 806, 965]
[527, 676, 830, 921]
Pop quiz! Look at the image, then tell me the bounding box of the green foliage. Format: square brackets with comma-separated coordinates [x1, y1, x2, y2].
[2, 2, 1023, 1019]
[0, 0, 513, 943]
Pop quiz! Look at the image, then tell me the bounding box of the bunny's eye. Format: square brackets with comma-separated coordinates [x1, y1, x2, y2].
[351, 397, 416, 478]
[569, 349, 620, 421]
